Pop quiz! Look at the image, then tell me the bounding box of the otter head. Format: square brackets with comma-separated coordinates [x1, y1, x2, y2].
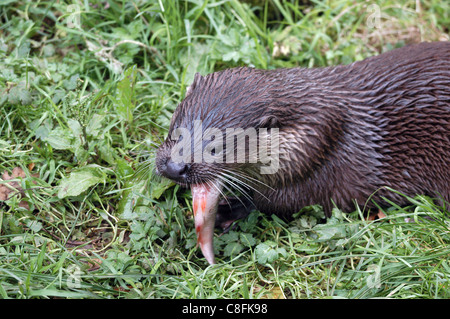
[155, 68, 286, 264]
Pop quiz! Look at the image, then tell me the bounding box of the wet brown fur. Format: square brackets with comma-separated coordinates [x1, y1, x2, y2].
[156, 42, 450, 218]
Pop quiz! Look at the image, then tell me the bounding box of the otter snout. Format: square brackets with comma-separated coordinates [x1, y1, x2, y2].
[160, 158, 189, 181]
[155, 143, 185, 183]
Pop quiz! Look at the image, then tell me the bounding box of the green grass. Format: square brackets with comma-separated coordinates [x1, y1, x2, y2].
[0, 0, 449, 299]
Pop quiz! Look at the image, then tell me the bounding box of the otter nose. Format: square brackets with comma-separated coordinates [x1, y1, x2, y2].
[163, 159, 188, 180]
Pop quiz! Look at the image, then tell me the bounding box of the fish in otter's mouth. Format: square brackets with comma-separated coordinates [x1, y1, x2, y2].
[190, 182, 221, 265]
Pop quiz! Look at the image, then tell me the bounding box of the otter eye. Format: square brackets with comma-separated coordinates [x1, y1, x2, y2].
[170, 134, 183, 143]
[210, 146, 222, 156]
[205, 143, 223, 157]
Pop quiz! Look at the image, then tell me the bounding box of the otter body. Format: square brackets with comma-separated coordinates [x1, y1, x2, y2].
[156, 42, 450, 263]
[252, 41, 450, 217]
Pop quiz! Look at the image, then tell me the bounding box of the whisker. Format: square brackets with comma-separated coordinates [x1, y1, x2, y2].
[221, 168, 271, 196]
[220, 171, 270, 202]
[221, 167, 275, 192]
[214, 174, 253, 211]
[216, 173, 252, 203]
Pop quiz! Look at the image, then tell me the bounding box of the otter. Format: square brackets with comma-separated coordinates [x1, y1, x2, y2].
[155, 41, 450, 264]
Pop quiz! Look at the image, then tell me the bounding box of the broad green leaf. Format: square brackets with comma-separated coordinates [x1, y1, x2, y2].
[255, 241, 288, 264]
[67, 118, 82, 137]
[220, 231, 239, 243]
[8, 84, 32, 105]
[26, 220, 43, 233]
[63, 74, 80, 90]
[116, 65, 137, 123]
[255, 242, 277, 264]
[44, 127, 73, 150]
[313, 216, 347, 241]
[240, 232, 256, 247]
[57, 166, 106, 198]
[86, 114, 106, 137]
[115, 159, 134, 178]
[150, 178, 174, 200]
[118, 189, 138, 220]
[224, 242, 243, 257]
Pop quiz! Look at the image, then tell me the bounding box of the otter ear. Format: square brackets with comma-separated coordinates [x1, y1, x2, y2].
[185, 84, 193, 97]
[256, 115, 281, 129]
[186, 72, 202, 97]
